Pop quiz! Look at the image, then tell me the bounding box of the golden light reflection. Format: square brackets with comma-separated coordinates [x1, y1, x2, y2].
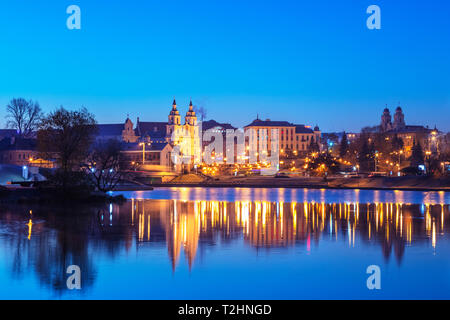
[114, 199, 450, 271]
[27, 219, 32, 240]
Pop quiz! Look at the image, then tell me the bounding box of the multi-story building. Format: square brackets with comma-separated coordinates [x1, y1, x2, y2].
[244, 118, 321, 158]
[119, 142, 172, 169]
[166, 99, 200, 165]
[380, 106, 437, 157]
[96, 118, 138, 143]
[95, 99, 199, 170]
[97, 101, 322, 169]
[0, 136, 55, 168]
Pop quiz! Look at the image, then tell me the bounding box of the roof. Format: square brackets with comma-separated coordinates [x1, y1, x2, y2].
[96, 124, 124, 136]
[0, 129, 18, 137]
[295, 125, 314, 134]
[245, 119, 294, 127]
[202, 119, 235, 131]
[149, 143, 170, 151]
[245, 119, 318, 133]
[386, 125, 433, 134]
[0, 137, 37, 151]
[135, 121, 167, 138]
[120, 142, 170, 152]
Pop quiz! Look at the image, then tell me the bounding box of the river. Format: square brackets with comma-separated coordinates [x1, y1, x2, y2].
[0, 187, 449, 299]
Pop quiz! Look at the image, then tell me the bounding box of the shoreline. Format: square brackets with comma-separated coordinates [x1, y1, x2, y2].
[139, 176, 450, 192]
[145, 183, 450, 192]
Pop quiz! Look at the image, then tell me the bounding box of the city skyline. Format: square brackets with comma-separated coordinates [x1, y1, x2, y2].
[0, 0, 449, 304]
[0, 0, 449, 132]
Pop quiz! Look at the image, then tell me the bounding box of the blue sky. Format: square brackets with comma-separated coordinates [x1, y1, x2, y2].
[0, 0, 449, 132]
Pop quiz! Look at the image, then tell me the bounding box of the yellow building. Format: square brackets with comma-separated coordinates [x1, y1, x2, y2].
[244, 119, 321, 158]
[166, 99, 200, 170]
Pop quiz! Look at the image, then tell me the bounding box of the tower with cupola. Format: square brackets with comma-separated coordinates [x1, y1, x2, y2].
[380, 107, 392, 132]
[184, 99, 197, 126]
[393, 106, 406, 130]
[167, 98, 181, 138]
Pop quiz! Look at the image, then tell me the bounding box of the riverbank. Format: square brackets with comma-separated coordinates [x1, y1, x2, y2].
[0, 186, 127, 204]
[150, 176, 450, 192]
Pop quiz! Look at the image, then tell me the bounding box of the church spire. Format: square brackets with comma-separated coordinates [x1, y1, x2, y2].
[169, 97, 180, 125]
[185, 98, 197, 126]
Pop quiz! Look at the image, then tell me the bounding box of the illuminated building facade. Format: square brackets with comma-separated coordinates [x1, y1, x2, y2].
[244, 119, 321, 157]
[380, 106, 439, 157]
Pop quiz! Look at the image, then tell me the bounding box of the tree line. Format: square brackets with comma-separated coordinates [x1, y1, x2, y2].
[4, 98, 123, 192]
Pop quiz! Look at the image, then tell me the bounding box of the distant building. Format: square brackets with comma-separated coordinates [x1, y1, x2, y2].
[119, 142, 172, 168]
[97, 100, 323, 168]
[0, 136, 36, 166]
[95, 99, 199, 171]
[380, 107, 393, 132]
[200, 120, 236, 163]
[0, 136, 54, 168]
[244, 118, 321, 158]
[96, 117, 138, 143]
[321, 132, 359, 149]
[134, 119, 167, 143]
[0, 129, 17, 141]
[201, 119, 235, 132]
[346, 132, 360, 143]
[379, 105, 437, 157]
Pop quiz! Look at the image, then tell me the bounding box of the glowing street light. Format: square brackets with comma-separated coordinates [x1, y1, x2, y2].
[139, 142, 151, 165]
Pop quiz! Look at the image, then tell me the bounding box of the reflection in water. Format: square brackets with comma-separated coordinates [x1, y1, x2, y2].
[122, 200, 449, 270]
[0, 192, 449, 298]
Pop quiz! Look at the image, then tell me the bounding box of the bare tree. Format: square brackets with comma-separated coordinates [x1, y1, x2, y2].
[6, 98, 42, 137]
[84, 139, 124, 192]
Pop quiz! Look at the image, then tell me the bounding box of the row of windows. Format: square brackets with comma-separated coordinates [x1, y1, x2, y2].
[280, 143, 308, 151]
[281, 135, 313, 142]
[0, 152, 33, 161]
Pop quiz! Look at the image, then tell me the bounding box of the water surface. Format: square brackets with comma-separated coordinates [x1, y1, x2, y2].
[0, 187, 449, 299]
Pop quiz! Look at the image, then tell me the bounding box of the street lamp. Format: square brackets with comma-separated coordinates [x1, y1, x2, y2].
[374, 151, 379, 172]
[139, 143, 150, 165]
[425, 151, 432, 175]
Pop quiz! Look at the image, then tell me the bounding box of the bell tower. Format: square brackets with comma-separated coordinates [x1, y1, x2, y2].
[167, 98, 181, 138]
[393, 106, 406, 130]
[168, 98, 180, 125]
[185, 99, 197, 126]
[380, 107, 392, 132]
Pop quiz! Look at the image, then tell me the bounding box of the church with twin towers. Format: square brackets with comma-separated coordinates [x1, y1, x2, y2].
[380, 105, 406, 132]
[379, 105, 438, 157]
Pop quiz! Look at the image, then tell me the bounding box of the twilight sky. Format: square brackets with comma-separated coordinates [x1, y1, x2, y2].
[0, 0, 449, 132]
